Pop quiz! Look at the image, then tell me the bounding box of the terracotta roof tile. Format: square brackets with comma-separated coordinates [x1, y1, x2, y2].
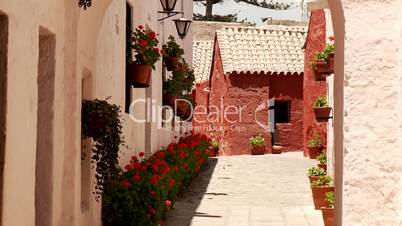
[216, 25, 307, 74]
[193, 41, 214, 82]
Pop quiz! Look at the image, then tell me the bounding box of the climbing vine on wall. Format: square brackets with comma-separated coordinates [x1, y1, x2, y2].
[82, 98, 124, 200]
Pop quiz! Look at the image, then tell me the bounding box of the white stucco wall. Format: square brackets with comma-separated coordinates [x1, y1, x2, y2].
[0, 0, 193, 225]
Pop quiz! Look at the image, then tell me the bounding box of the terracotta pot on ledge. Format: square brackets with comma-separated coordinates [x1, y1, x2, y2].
[127, 63, 151, 88]
[164, 57, 180, 71]
[313, 107, 332, 122]
[321, 207, 334, 226]
[307, 146, 322, 159]
[311, 186, 334, 210]
[251, 145, 265, 155]
[314, 60, 330, 81]
[163, 93, 177, 107]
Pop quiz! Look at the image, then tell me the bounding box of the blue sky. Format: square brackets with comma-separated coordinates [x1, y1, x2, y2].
[194, 0, 304, 25]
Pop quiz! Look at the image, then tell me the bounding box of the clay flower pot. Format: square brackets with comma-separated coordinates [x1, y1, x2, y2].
[314, 60, 330, 81]
[208, 146, 217, 157]
[327, 53, 334, 74]
[251, 145, 265, 155]
[272, 145, 283, 154]
[164, 57, 180, 71]
[176, 100, 190, 118]
[321, 207, 334, 226]
[309, 176, 321, 184]
[318, 163, 327, 171]
[127, 63, 152, 88]
[313, 107, 332, 122]
[163, 93, 177, 107]
[307, 146, 322, 159]
[311, 186, 334, 210]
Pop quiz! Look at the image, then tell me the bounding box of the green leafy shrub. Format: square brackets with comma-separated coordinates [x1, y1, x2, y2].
[162, 35, 184, 58]
[316, 152, 327, 164]
[311, 176, 334, 188]
[307, 134, 322, 148]
[249, 134, 265, 146]
[307, 167, 326, 177]
[102, 133, 211, 226]
[325, 191, 335, 208]
[163, 60, 195, 97]
[81, 99, 124, 199]
[313, 96, 328, 108]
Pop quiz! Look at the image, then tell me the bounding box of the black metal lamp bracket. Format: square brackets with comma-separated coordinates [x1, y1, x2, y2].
[158, 11, 182, 21]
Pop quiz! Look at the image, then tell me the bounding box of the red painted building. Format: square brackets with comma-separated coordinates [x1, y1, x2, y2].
[193, 25, 308, 155]
[303, 10, 328, 157]
[193, 21, 328, 156]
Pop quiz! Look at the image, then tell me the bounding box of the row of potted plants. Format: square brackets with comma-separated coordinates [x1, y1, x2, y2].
[126, 25, 191, 89]
[162, 36, 196, 120]
[307, 150, 334, 226]
[102, 133, 212, 226]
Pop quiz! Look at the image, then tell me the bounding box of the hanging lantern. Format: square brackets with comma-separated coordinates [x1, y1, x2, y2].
[160, 0, 178, 12]
[173, 17, 192, 39]
[78, 0, 92, 9]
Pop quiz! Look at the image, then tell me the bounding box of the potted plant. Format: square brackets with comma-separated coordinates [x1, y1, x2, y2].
[163, 68, 184, 107]
[162, 35, 184, 71]
[316, 152, 327, 171]
[249, 134, 266, 155]
[311, 176, 334, 210]
[307, 166, 326, 184]
[127, 25, 161, 87]
[311, 52, 330, 81]
[313, 96, 332, 122]
[210, 139, 220, 157]
[177, 95, 194, 120]
[321, 191, 335, 226]
[307, 134, 323, 159]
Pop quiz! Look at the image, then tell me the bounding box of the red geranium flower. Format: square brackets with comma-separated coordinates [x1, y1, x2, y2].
[132, 175, 141, 181]
[150, 174, 160, 185]
[121, 180, 131, 188]
[139, 39, 148, 48]
[149, 31, 157, 39]
[139, 152, 145, 157]
[148, 207, 156, 216]
[131, 156, 138, 161]
[169, 179, 175, 188]
[152, 164, 159, 173]
[125, 164, 133, 171]
[173, 165, 179, 171]
[138, 25, 144, 30]
[165, 200, 172, 207]
[149, 190, 157, 197]
[133, 162, 141, 169]
[182, 163, 187, 169]
[140, 165, 147, 171]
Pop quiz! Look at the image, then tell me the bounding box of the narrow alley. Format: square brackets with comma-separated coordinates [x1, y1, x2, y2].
[165, 153, 324, 226]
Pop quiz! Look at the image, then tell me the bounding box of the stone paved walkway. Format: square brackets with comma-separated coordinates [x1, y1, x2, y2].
[165, 152, 324, 226]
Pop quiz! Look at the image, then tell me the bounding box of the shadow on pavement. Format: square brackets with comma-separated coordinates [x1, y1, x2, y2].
[164, 157, 220, 226]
